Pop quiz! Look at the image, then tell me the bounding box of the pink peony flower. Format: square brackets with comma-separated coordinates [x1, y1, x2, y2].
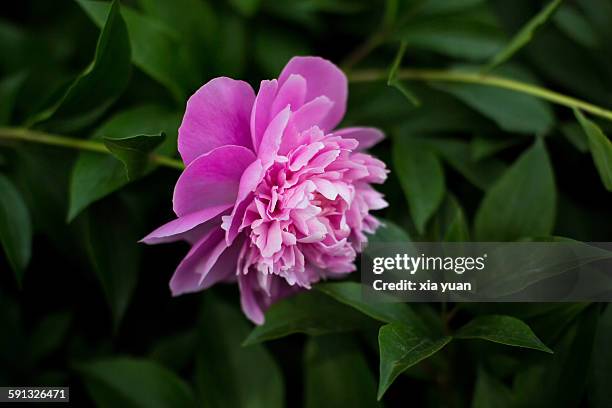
[142, 57, 388, 324]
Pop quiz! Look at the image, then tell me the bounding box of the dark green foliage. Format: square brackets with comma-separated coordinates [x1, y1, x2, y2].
[0, 0, 611, 407]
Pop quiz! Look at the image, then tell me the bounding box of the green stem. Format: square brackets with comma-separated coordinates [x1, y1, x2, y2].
[349, 68, 612, 122]
[0, 127, 185, 170]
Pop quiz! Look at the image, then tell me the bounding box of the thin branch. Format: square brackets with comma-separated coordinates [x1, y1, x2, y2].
[348, 68, 612, 122]
[0, 127, 185, 170]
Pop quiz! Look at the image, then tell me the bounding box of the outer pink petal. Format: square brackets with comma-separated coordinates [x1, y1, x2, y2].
[170, 228, 238, 296]
[278, 56, 347, 132]
[173, 145, 256, 217]
[178, 77, 255, 165]
[140, 204, 231, 245]
[335, 127, 384, 150]
[250, 80, 278, 154]
[270, 74, 306, 117]
[238, 272, 265, 324]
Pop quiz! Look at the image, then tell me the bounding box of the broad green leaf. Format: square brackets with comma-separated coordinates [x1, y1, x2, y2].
[560, 122, 589, 153]
[68, 105, 180, 221]
[575, 110, 612, 191]
[76, 357, 196, 408]
[434, 81, 554, 134]
[589, 305, 612, 407]
[76, 0, 199, 102]
[31, 0, 130, 131]
[474, 139, 556, 241]
[471, 366, 515, 408]
[137, 0, 216, 73]
[316, 281, 424, 326]
[378, 322, 451, 399]
[470, 136, 521, 161]
[197, 294, 283, 408]
[0, 175, 32, 286]
[229, 0, 260, 17]
[367, 218, 411, 243]
[431, 138, 507, 190]
[455, 315, 552, 353]
[83, 199, 142, 328]
[397, 10, 506, 61]
[553, 5, 599, 49]
[393, 137, 445, 234]
[305, 335, 380, 408]
[103, 133, 165, 180]
[0, 71, 27, 125]
[387, 40, 419, 106]
[485, 0, 563, 70]
[244, 291, 375, 345]
[513, 307, 598, 407]
[431, 194, 470, 241]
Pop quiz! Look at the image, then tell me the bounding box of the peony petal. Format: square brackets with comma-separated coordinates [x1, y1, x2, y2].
[178, 77, 255, 165]
[173, 145, 256, 217]
[291, 96, 333, 133]
[278, 56, 347, 131]
[258, 106, 291, 167]
[238, 272, 265, 325]
[251, 80, 278, 153]
[223, 159, 265, 244]
[335, 127, 384, 150]
[270, 74, 307, 117]
[140, 204, 231, 244]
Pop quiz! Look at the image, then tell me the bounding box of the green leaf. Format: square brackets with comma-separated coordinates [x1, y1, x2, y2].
[103, 133, 165, 180]
[471, 366, 515, 408]
[470, 136, 521, 161]
[197, 294, 283, 408]
[83, 199, 142, 328]
[432, 138, 507, 190]
[434, 81, 554, 134]
[316, 281, 424, 326]
[513, 307, 598, 407]
[137, 0, 216, 73]
[387, 40, 420, 106]
[0, 71, 27, 125]
[560, 122, 589, 153]
[553, 5, 599, 49]
[243, 291, 375, 345]
[367, 218, 411, 243]
[589, 305, 612, 407]
[305, 335, 380, 408]
[485, 0, 563, 70]
[393, 137, 445, 234]
[474, 139, 556, 241]
[455, 315, 552, 353]
[229, 0, 260, 17]
[575, 109, 612, 191]
[76, 357, 196, 408]
[31, 0, 130, 131]
[397, 10, 506, 61]
[378, 322, 451, 399]
[76, 0, 199, 102]
[0, 174, 32, 286]
[68, 105, 180, 221]
[431, 194, 470, 241]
